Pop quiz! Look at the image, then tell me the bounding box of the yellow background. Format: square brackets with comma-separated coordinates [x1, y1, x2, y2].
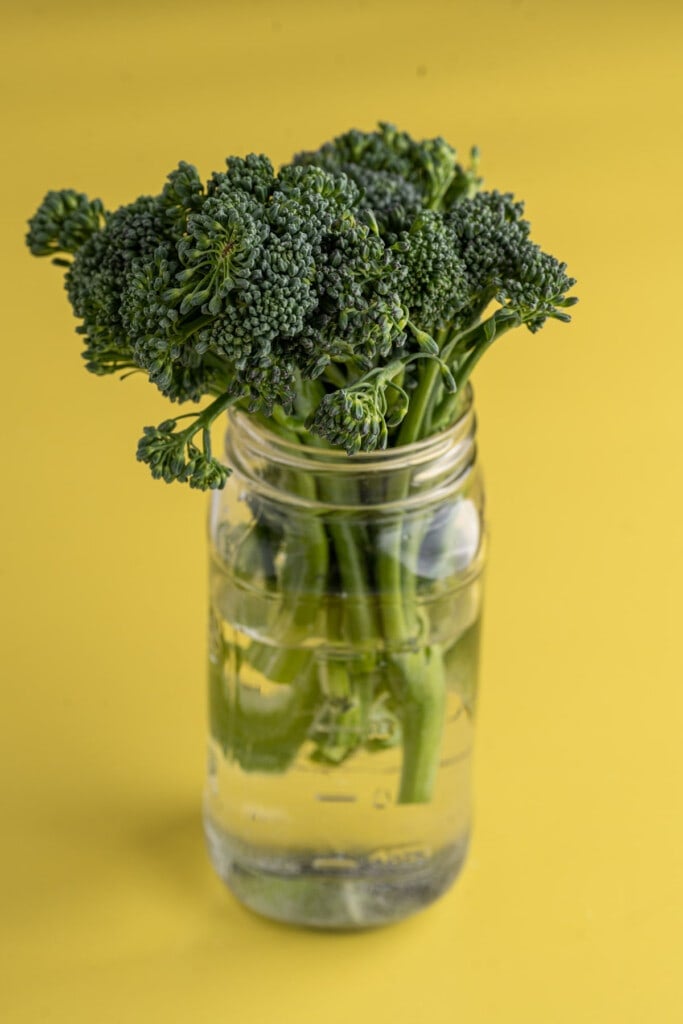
[2, 0, 682, 1019]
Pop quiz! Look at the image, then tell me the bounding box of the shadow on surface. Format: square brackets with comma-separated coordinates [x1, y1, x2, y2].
[11, 790, 442, 947]
[125, 803, 209, 893]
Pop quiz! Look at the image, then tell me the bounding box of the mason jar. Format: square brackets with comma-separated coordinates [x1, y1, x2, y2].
[203, 386, 485, 928]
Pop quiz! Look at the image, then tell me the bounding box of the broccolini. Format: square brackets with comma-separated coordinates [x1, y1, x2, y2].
[26, 122, 576, 487]
[27, 125, 576, 805]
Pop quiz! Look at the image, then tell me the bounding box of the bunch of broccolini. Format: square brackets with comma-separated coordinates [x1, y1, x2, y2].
[27, 125, 576, 803]
[26, 123, 576, 486]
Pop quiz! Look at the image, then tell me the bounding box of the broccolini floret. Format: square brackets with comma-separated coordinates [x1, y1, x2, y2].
[293, 121, 479, 214]
[26, 189, 106, 256]
[26, 123, 576, 486]
[394, 210, 469, 330]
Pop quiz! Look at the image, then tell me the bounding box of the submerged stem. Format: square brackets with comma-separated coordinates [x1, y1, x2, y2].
[375, 357, 456, 802]
[395, 648, 447, 803]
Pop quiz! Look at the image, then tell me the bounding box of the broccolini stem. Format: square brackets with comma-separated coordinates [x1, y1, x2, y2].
[294, 374, 381, 652]
[242, 413, 380, 766]
[430, 310, 523, 431]
[376, 534, 446, 802]
[178, 389, 236, 442]
[397, 359, 442, 447]
[374, 315, 521, 798]
[287, 372, 382, 742]
[321, 362, 349, 390]
[395, 648, 447, 803]
[455, 309, 521, 383]
[301, 434, 381, 733]
[395, 327, 450, 445]
[375, 333, 457, 802]
[226, 657, 320, 773]
[245, 413, 329, 687]
[379, 314, 521, 799]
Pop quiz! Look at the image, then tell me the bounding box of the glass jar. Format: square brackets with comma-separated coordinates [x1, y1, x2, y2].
[203, 388, 485, 928]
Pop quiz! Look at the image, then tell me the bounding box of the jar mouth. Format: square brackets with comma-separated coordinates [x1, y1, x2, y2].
[226, 382, 474, 471]
[222, 383, 477, 513]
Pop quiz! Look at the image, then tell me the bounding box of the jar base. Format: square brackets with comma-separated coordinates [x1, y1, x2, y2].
[204, 818, 469, 930]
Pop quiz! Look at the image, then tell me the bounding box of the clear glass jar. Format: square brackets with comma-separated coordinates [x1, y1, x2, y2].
[203, 388, 485, 928]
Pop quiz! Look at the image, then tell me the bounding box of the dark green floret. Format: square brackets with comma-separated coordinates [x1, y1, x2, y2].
[293, 122, 480, 214]
[26, 189, 105, 256]
[394, 211, 469, 330]
[26, 123, 576, 487]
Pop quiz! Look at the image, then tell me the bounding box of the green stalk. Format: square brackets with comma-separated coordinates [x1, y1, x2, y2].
[302, 436, 381, 743]
[380, 313, 520, 799]
[396, 355, 443, 448]
[233, 660, 319, 772]
[377, 365, 449, 802]
[430, 310, 521, 432]
[245, 415, 328, 684]
[392, 648, 447, 803]
[206, 410, 330, 773]
[395, 325, 456, 443]
[238, 411, 382, 769]
[209, 622, 319, 773]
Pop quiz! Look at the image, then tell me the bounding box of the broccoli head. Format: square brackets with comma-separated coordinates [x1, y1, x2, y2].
[26, 123, 576, 487]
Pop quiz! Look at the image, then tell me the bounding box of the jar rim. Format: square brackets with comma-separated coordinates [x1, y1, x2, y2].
[221, 383, 477, 513]
[226, 381, 474, 470]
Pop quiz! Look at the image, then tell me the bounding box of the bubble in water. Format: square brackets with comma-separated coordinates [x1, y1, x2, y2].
[373, 788, 392, 810]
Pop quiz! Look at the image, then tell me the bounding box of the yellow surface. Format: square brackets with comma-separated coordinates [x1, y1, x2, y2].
[2, 0, 682, 1019]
